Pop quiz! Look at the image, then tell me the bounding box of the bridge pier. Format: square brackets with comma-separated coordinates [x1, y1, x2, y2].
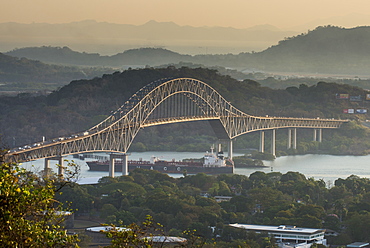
[288, 128, 297, 149]
[313, 129, 322, 142]
[58, 156, 64, 176]
[109, 153, 129, 177]
[44, 158, 50, 177]
[109, 154, 115, 177]
[228, 140, 233, 160]
[260, 129, 276, 156]
[259, 131, 265, 153]
[121, 154, 128, 176]
[44, 156, 64, 177]
[271, 129, 276, 157]
[218, 143, 222, 153]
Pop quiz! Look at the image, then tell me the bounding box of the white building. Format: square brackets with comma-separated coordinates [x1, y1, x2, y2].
[229, 224, 326, 246]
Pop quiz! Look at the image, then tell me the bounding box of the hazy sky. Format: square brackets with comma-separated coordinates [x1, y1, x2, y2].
[2, 0, 370, 29]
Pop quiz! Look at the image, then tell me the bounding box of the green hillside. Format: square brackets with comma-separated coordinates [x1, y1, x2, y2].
[6, 46, 190, 67]
[0, 52, 115, 91]
[4, 46, 102, 66]
[248, 25, 370, 74]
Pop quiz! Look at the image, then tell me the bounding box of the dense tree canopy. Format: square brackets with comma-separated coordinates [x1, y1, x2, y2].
[55, 168, 370, 246]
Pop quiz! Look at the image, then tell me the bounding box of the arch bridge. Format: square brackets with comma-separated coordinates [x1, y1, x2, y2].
[6, 78, 348, 176]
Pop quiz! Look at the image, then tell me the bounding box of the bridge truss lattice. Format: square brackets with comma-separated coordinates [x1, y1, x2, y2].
[7, 78, 348, 163]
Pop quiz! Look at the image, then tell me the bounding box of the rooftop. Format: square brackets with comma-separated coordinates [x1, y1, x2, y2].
[229, 224, 325, 235]
[144, 236, 187, 243]
[86, 226, 129, 232]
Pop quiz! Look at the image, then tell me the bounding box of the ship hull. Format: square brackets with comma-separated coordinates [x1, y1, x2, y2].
[87, 161, 233, 175]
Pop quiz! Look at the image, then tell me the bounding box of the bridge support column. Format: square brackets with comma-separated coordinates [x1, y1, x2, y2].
[228, 140, 233, 160]
[122, 154, 128, 176]
[109, 154, 115, 178]
[313, 128, 322, 142]
[58, 156, 64, 176]
[259, 131, 265, 153]
[218, 143, 222, 153]
[271, 129, 276, 157]
[44, 158, 50, 177]
[44, 156, 64, 177]
[287, 128, 297, 149]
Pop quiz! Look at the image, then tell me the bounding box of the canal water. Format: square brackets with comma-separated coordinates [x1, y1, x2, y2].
[20, 152, 370, 185]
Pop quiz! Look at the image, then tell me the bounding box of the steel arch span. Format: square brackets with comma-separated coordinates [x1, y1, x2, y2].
[7, 77, 348, 163]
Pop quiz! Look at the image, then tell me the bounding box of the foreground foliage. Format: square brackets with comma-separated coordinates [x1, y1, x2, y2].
[0, 156, 79, 247]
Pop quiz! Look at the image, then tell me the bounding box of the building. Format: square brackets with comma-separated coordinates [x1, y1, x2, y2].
[229, 224, 326, 246]
[214, 196, 232, 203]
[143, 236, 187, 245]
[85, 227, 187, 247]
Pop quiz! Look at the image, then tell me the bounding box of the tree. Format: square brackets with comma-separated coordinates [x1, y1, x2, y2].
[56, 183, 94, 213]
[345, 211, 370, 242]
[104, 215, 198, 248]
[0, 159, 79, 247]
[104, 215, 160, 248]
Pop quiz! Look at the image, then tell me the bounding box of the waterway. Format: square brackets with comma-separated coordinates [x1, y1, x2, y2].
[20, 152, 370, 185]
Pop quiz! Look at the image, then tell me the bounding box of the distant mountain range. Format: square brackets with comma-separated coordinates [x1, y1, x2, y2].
[6, 46, 190, 67]
[0, 20, 297, 55]
[5, 25, 370, 76]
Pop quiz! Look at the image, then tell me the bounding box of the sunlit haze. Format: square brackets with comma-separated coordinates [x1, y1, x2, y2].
[2, 0, 370, 29]
[2, 0, 370, 55]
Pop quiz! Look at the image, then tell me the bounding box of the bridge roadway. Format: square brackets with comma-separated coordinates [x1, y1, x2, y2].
[5, 78, 349, 176]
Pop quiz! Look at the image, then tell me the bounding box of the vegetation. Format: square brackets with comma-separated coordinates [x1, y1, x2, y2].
[232, 156, 265, 168]
[3, 153, 370, 246]
[0, 153, 79, 247]
[56, 169, 370, 246]
[0, 52, 115, 91]
[255, 75, 370, 90]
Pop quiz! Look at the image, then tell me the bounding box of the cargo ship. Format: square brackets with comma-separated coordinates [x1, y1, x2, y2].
[86, 148, 234, 175]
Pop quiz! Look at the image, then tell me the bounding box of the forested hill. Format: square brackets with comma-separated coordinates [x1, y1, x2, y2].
[5, 46, 190, 67]
[6, 26, 370, 75]
[1, 67, 370, 154]
[4, 47, 103, 66]
[0, 52, 115, 89]
[244, 25, 370, 74]
[260, 26, 370, 59]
